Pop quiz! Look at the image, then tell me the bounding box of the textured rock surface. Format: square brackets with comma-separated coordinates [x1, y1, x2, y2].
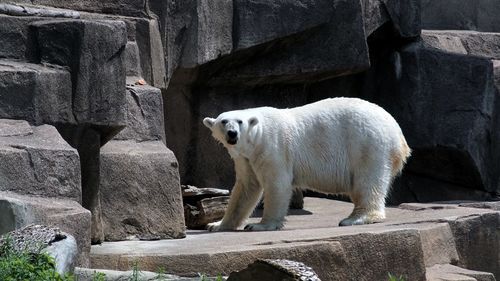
[0, 224, 78, 274]
[114, 85, 165, 142]
[0, 60, 74, 125]
[100, 140, 185, 241]
[422, 30, 500, 59]
[100, 81, 185, 241]
[366, 42, 500, 200]
[0, 121, 81, 202]
[75, 268, 218, 281]
[0, 191, 91, 267]
[33, 19, 127, 130]
[448, 213, 500, 278]
[8, 0, 149, 17]
[421, 0, 500, 32]
[426, 264, 496, 281]
[90, 198, 500, 280]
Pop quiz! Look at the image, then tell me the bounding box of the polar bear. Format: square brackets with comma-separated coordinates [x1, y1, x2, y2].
[203, 97, 411, 231]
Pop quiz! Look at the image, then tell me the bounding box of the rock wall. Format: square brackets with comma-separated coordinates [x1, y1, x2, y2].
[161, 0, 500, 204]
[0, 1, 186, 266]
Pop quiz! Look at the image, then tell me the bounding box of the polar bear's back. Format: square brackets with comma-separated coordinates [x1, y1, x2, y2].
[258, 98, 406, 193]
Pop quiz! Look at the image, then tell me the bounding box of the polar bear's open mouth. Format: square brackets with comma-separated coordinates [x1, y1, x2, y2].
[227, 138, 238, 145]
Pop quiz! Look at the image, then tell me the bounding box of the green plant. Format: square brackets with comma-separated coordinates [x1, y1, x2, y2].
[91, 271, 106, 281]
[155, 267, 167, 280]
[388, 273, 406, 281]
[198, 273, 225, 281]
[129, 260, 141, 281]
[0, 236, 74, 281]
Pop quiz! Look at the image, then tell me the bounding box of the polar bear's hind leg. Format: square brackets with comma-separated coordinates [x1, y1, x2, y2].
[339, 159, 392, 226]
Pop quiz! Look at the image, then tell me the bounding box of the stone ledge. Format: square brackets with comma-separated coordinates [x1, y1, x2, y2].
[90, 198, 500, 280]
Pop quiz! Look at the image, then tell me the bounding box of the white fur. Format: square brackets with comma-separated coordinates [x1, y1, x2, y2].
[203, 97, 411, 231]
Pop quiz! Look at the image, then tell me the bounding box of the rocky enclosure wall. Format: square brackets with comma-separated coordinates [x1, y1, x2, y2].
[0, 0, 499, 268]
[160, 0, 500, 204]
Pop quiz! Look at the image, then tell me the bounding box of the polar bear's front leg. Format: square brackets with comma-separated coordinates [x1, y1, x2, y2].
[244, 169, 293, 231]
[207, 157, 262, 231]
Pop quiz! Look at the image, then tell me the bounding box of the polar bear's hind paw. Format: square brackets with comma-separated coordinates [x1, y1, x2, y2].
[207, 221, 223, 231]
[338, 211, 385, 226]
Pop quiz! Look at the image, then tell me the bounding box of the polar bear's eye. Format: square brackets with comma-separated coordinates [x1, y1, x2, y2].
[221, 120, 228, 125]
[237, 120, 243, 124]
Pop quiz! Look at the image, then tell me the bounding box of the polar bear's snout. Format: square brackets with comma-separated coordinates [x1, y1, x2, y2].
[226, 130, 238, 145]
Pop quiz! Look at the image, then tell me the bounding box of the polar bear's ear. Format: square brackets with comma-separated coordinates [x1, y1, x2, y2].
[248, 117, 259, 127]
[203, 117, 215, 129]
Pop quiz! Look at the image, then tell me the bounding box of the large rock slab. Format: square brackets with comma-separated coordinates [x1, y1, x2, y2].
[132, 18, 167, 88]
[368, 43, 500, 196]
[426, 264, 496, 281]
[114, 84, 165, 142]
[90, 198, 500, 280]
[448, 213, 500, 278]
[0, 224, 78, 275]
[422, 30, 500, 59]
[0, 60, 74, 125]
[0, 191, 91, 267]
[32, 19, 127, 132]
[421, 0, 500, 32]
[164, 0, 232, 78]
[7, 0, 149, 17]
[0, 120, 81, 202]
[100, 140, 185, 241]
[0, 15, 41, 60]
[203, 0, 370, 86]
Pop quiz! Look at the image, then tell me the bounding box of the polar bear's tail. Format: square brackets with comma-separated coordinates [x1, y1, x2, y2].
[390, 134, 412, 178]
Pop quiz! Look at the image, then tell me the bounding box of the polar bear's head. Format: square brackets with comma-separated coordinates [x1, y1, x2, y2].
[203, 111, 259, 149]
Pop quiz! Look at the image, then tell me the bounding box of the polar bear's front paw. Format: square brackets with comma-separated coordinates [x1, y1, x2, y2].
[207, 220, 237, 232]
[207, 221, 223, 232]
[244, 222, 283, 231]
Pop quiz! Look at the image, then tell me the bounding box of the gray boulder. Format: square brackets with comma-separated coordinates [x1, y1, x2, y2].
[0, 15, 41, 60]
[368, 43, 499, 198]
[164, 0, 233, 79]
[132, 18, 167, 88]
[448, 213, 500, 278]
[0, 60, 74, 125]
[115, 84, 166, 142]
[0, 192, 91, 267]
[422, 30, 500, 59]
[0, 224, 78, 275]
[100, 140, 186, 241]
[426, 264, 496, 281]
[421, 0, 500, 32]
[33, 19, 127, 131]
[205, 0, 370, 86]
[0, 120, 81, 202]
[45, 234, 78, 275]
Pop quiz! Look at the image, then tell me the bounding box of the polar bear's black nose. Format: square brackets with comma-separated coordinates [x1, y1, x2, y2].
[227, 130, 238, 138]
